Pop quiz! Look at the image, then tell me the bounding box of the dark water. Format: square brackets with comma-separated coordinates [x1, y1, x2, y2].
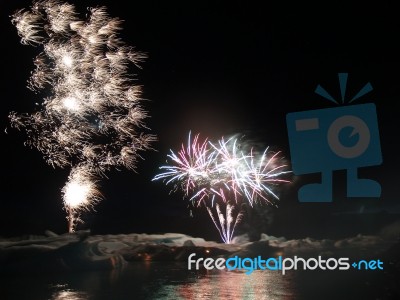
[0, 261, 396, 300]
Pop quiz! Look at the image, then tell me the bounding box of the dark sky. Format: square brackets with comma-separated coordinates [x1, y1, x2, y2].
[1, 0, 399, 241]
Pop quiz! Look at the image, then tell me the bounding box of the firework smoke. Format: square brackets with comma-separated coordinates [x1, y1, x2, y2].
[153, 132, 291, 243]
[9, 0, 155, 232]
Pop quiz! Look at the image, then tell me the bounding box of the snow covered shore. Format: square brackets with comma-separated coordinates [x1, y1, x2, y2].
[0, 229, 397, 273]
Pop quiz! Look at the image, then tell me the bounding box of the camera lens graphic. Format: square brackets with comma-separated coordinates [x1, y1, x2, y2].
[327, 115, 370, 159]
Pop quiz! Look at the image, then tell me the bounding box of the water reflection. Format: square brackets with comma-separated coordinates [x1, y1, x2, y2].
[1, 261, 385, 299]
[44, 267, 294, 300]
[51, 289, 89, 300]
[161, 269, 294, 299]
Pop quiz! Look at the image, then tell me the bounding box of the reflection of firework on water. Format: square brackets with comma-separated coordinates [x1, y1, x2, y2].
[9, 0, 155, 232]
[153, 132, 291, 243]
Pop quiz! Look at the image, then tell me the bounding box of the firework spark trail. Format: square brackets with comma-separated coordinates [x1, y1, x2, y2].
[62, 165, 101, 232]
[153, 132, 213, 202]
[153, 132, 291, 243]
[216, 203, 227, 243]
[226, 201, 234, 243]
[209, 137, 250, 202]
[206, 205, 226, 243]
[10, 0, 155, 232]
[242, 149, 292, 206]
[206, 201, 244, 244]
[229, 207, 244, 243]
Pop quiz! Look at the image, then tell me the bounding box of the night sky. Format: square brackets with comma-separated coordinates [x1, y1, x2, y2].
[1, 1, 399, 241]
